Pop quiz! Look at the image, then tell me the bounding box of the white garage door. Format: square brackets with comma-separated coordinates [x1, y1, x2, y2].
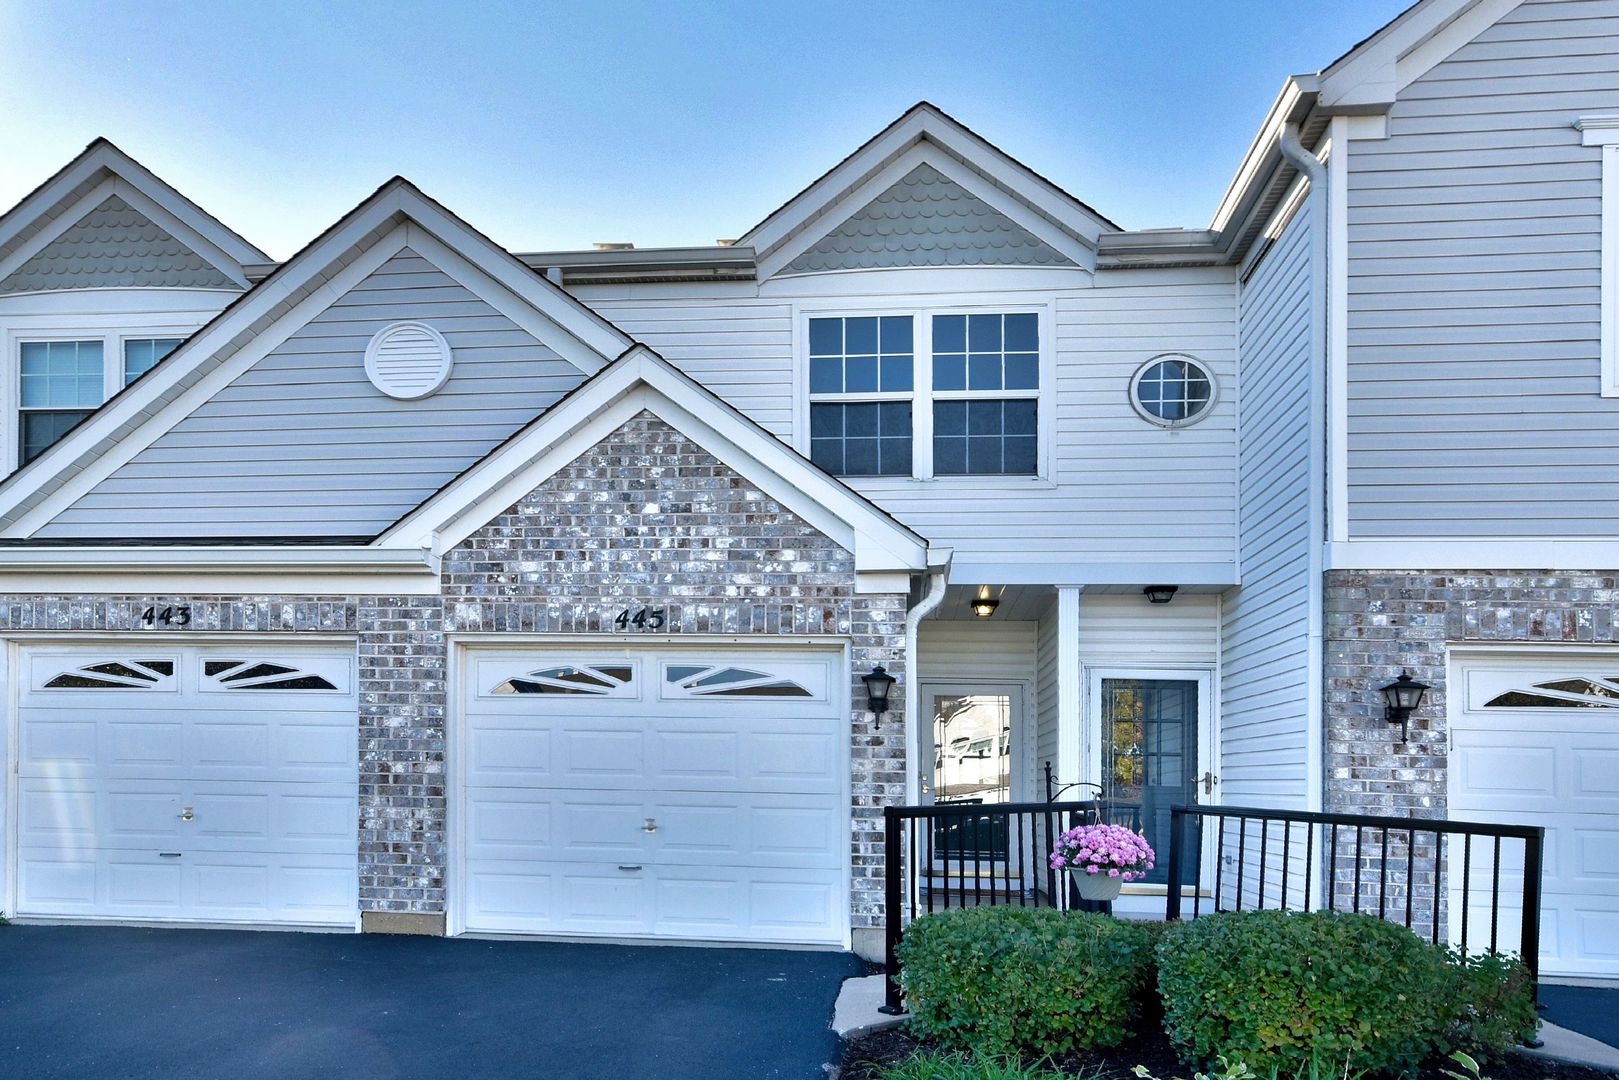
[460, 647, 847, 945]
[15, 644, 358, 926]
[1451, 656, 1619, 978]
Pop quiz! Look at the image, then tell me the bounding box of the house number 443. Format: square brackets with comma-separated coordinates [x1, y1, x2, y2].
[141, 605, 192, 626]
[613, 606, 666, 631]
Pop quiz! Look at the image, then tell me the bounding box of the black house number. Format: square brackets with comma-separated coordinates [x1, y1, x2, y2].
[141, 605, 192, 627]
[613, 606, 666, 631]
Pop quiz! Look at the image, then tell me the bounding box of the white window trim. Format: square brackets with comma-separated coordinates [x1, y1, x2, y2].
[1577, 116, 1619, 397]
[6, 324, 191, 472]
[793, 299, 1055, 484]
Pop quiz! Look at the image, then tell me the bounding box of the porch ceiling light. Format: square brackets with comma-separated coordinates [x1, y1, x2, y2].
[1143, 584, 1178, 605]
[972, 587, 1000, 619]
[1378, 671, 1430, 743]
[862, 664, 896, 725]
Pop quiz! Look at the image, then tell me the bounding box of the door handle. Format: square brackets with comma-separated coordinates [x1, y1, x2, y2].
[918, 771, 931, 796]
[1201, 772, 1218, 796]
[642, 818, 658, 834]
[179, 806, 195, 822]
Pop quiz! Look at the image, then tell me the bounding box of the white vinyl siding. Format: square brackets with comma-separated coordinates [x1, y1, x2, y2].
[1075, 592, 1220, 669]
[1345, 0, 1619, 538]
[1223, 203, 1314, 808]
[36, 250, 588, 539]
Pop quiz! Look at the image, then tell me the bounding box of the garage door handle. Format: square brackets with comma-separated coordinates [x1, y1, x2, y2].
[617, 865, 643, 872]
[159, 852, 182, 858]
[179, 806, 195, 822]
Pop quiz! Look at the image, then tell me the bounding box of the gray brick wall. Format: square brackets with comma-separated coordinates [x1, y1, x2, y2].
[1324, 569, 1616, 921]
[3, 411, 909, 933]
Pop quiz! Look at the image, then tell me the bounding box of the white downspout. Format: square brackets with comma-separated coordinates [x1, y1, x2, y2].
[1278, 124, 1329, 838]
[903, 558, 950, 805]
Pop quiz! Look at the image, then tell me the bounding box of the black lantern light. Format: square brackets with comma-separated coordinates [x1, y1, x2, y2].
[1143, 584, 1178, 605]
[862, 664, 896, 725]
[1378, 671, 1430, 742]
[972, 587, 1000, 619]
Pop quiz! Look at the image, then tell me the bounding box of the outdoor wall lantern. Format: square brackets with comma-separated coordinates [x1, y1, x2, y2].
[862, 665, 896, 725]
[1143, 585, 1178, 605]
[1378, 671, 1430, 742]
[972, 586, 1000, 619]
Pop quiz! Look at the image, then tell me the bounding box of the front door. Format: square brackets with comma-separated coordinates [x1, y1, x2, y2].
[1088, 670, 1213, 890]
[920, 684, 1022, 861]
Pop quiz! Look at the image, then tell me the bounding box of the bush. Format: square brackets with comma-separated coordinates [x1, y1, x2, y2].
[1442, 948, 1538, 1059]
[876, 1050, 1076, 1080]
[1156, 910, 1453, 1076]
[898, 907, 1155, 1059]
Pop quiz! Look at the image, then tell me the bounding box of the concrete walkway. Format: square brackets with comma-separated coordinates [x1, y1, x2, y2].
[0, 925, 862, 1080]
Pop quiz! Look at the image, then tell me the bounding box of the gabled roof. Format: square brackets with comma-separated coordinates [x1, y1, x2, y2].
[735, 102, 1118, 278]
[0, 176, 637, 539]
[0, 138, 270, 289]
[380, 344, 931, 574]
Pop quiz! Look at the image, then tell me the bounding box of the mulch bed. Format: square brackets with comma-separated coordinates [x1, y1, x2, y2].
[839, 1024, 1617, 1080]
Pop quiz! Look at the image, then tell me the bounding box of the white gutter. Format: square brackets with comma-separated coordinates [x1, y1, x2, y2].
[903, 547, 952, 804]
[1278, 123, 1329, 822]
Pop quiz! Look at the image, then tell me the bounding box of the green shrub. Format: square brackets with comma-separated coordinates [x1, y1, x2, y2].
[898, 907, 1155, 1059]
[1156, 910, 1452, 1076]
[876, 1050, 1078, 1080]
[1441, 949, 1537, 1059]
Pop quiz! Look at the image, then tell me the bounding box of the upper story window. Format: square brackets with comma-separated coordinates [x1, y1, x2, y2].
[808, 316, 914, 477]
[15, 334, 183, 465]
[931, 313, 1039, 475]
[803, 309, 1044, 480]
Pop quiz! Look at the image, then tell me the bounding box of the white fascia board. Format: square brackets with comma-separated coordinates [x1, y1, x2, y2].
[109, 178, 253, 289]
[1327, 539, 1619, 571]
[1209, 79, 1313, 234]
[88, 143, 271, 266]
[742, 106, 1106, 261]
[0, 177, 121, 283]
[383, 349, 929, 573]
[1318, 0, 1523, 112]
[0, 546, 437, 595]
[755, 142, 1094, 280]
[948, 560, 1238, 587]
[0, 224, 413, 537]
[394, 188, 631, 365]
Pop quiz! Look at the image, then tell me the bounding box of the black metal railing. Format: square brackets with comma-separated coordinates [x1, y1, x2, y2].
[880, 798, 1119, 1013]
[1164, 805, 1546, 993]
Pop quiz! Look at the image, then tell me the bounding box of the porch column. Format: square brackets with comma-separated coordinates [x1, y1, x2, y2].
[1055, 585, 1084, 792]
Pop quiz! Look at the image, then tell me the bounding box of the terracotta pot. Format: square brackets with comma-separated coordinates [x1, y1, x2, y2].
[1070, 869, 1124, 902]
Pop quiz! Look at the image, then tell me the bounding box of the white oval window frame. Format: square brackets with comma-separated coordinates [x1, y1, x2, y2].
[1128, 353, 1218, 429]
[364, 321, 454, 400]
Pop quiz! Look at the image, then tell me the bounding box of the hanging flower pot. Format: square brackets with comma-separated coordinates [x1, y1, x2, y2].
[1071, 869, 1125, 902]
[1049, 822, 1155, 904]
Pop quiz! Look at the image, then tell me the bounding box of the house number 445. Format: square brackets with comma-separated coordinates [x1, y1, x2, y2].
[613, 606, 666, 631]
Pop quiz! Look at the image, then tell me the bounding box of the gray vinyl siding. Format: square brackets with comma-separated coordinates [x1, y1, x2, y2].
[1222, 203, 1314, 807]
[576, 270, 1239, 573]
[783, 164, 1073, 274]
[1346, 0, 1619, 537]
[0, 195, 237, 294]
[38, 249, 585, 538]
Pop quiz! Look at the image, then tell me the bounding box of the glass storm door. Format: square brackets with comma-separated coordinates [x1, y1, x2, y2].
[1092, 673, 1210, 888]
[921, 685, 1019, 862]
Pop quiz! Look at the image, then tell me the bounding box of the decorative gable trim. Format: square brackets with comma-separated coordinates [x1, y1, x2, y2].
[1316, 0, 1526, 113]
[0, 179, 636, 538]
[379, 345, 930, 577]
[0, 139, 268, 290]
[738, 103, 1114, 279]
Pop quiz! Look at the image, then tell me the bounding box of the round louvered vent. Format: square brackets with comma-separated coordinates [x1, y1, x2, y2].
[364, 321, 454, 399]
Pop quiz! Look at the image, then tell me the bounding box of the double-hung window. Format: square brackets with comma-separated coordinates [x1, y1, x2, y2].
[930, 313, 1039, 475]
[808, 315, 914, 477]
[16, 335, 183, 464]
[805, 308, 1043, 479]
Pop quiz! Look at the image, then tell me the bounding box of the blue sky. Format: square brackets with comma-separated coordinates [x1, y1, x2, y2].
[0, 1, 1411, 260]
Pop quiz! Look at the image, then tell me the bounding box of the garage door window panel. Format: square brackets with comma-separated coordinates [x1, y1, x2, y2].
[1485, 676, 1619, 709]
[201, 659, 342, 692]
[664, 663, 820, 700]
[42, 657, 177, 690]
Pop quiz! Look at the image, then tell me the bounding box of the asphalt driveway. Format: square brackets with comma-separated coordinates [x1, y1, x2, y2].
[0, 925, 863, 1079]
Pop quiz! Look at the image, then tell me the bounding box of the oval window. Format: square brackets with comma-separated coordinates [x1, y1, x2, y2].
[1130, 354, 1216, 428]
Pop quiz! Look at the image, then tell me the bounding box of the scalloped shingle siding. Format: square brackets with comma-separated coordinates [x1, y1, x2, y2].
[785, 162, 1071, 273]
[0, 194, 236, 293]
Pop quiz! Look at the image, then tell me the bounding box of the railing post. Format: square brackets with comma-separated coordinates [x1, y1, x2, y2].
[1521, 825, 1545, 1006]
[881, 808, 905, 1014]
[1165, 805, 1185, 921]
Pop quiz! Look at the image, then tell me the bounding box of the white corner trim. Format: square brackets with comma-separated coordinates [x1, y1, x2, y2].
[1327, 538, 1619, 571]
[1055, 586, 1083, 789]
[1327, 120, 1351, 542]
[1601, 142, 1619, 398]
[1342, 115, 1388, 141]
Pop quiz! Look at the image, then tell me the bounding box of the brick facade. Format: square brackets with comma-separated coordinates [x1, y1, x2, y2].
[1324, 569, 1617, 918]
[3, 412, 909, 935]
